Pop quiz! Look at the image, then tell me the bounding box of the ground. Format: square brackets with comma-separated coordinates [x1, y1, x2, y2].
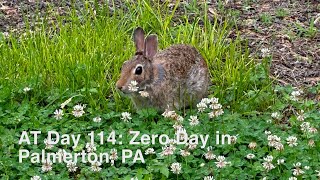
[214, 0, 320, 86]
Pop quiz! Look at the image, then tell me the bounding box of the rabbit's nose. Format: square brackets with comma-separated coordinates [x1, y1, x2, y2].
[117, 86, 123, 91]
[116, 82, 123, 91]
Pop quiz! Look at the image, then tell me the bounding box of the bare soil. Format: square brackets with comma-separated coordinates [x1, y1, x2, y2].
[210, 0, 320, 86]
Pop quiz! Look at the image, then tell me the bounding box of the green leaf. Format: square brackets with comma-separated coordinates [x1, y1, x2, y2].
[73, 143, 84, 152]
[159, 166, 169, 178]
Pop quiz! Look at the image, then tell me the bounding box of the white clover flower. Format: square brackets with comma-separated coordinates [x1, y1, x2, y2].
[61, 97, 73, 109]
[170, 162, 182, 174]
[93, 116, 101, 123]
[308, 139, 315, 147]
[145, 148, 155, 155]
[41, 160, 52, 172]
[211, 110, 224, 118]
[275, 142, 284, 151]
[160, 145, 175, 156]
[292, 162, 304, 176]
[139, 91, 149, 97]
[267, 134, 281, 147]
[44, 138, 53, 149]
[215, 156, 230, 168]
[264, 130, 272, 135]
[110, 148, 118, 160]
[208, 110, 224, 118]
[90, 161, 102, 172]
[304, 166, 310, 170]
[286, 136, 298, 147]
[212, 98, 220, 104]
[23, 87, 31, 93]
[200, 163, 205, 167]
[197, 102, 207, 112]
[290, 90, 302, 101]
[261, 48, 270, 57]
[262, 161, 275, 172]
[176, 115, 184, 122]
[180, 149, 191, 157]
[300, 122, 310, 132]
[186, 142, 197, 150]
[296, 110, 305, 121]
[206, 97, 224, 118]
[293, 162, 301, 167]
[121, 112, 132, 122]
[200, 98, 212, 104]
[31, 176, 41, 180]
[230, 135, 237, 144]
[203, 176, 214, 180]
[162, 109, 176, 118]
[291, 90, 302, 97]
[289, 177, 297, 180]
[297, 115, 304, 121]
[72, 104, 86, 117]
[162, 109, 183, 121]
[128, 80, 138, 92]
[189, 115, 199, 126]
[248, 142, 257, 149]
[209, 103, 222, 110]
[208, 111, 215, 118]
[267, 134, 281, 142]
[308, 127, 318, 134]
[131, 177, 138, 180]
[204, 146, 216, 160]
[271, 112, 281, 119]
[67, 162, 78, 172]
[277, 159, 285, 165]
[53, 109, 64, 120]
[263, 155, 273, 162]
[315, 170, 320, 177]
[246, 153, 255, 159]
[86, 143, 96, 153]
[173, 122, 183, 130]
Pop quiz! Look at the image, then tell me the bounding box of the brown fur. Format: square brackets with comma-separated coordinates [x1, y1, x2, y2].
[116, 28, 209, 112]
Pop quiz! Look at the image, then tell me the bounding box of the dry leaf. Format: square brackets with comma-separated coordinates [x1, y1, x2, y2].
[0, 5, 17, 15]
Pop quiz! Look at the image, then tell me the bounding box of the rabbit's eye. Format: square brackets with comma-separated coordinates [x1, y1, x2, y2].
[135, 66, 143, 75]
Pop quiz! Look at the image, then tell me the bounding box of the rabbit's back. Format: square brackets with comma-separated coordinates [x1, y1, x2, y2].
[153, 45, 206, 80]
[149, 44, 209, 110]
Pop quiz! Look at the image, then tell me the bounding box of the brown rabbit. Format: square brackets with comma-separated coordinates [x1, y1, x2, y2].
[116, 27, 209, 111]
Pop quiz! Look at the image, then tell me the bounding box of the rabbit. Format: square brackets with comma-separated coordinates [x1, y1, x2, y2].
[116, 27, 209, 112]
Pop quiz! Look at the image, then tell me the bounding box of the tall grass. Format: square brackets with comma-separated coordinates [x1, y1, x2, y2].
[0, 0, 272, 112]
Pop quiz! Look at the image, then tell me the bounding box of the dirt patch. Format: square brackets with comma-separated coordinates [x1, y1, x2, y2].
[209, 0, 320, 87]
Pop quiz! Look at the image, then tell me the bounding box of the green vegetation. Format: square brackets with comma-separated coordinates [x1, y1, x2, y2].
[295, 18, 318, 38]
[0, 1, 319, 180]
[276, 8, 289, 18]
[259, 13, 273, 26]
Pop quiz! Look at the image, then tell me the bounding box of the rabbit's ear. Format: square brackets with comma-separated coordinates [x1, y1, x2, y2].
[144, 35, 158, 59]
[133, 27, 145, 53]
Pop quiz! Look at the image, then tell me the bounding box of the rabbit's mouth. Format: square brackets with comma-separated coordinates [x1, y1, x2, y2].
[120, 87, 146, 95]
[138, 87, 147, 91]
